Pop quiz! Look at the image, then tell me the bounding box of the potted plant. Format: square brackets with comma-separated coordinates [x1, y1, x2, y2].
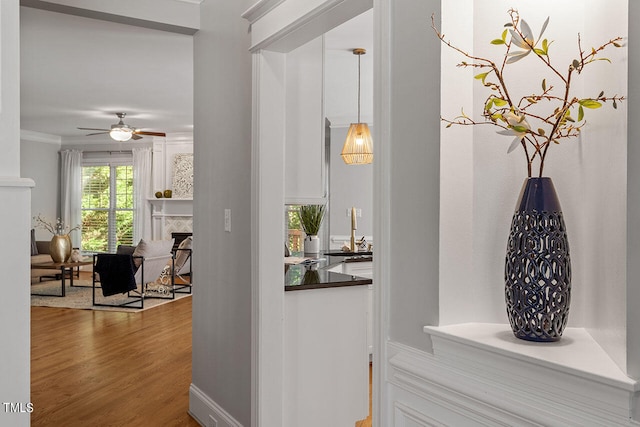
[298, 204, 326, 255]
[433, 10, 624, 342]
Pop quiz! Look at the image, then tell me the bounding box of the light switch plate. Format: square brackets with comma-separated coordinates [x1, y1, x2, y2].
[224, 209, 231, 232]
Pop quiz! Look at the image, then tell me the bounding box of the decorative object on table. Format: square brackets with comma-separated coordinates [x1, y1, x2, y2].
[434, 10, 624, 341]
[163, 189, 172, 198]
[506, 178, 570, 341]
[172, 153, 194, 198]
[349, 206, 358, 252]
[34, 214, 80, 263]
[70, 248, 83, 262]
[298, 204, 326, 255]
[357, 236, 368, 251]
[155, 191, 163, 198]
[341, 48, 373, 165]
[49, 235, 72, 264]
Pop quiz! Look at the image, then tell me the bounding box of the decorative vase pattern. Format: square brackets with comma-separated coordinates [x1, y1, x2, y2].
[505, 177, 571, 342]
[50, 234, 72, 263]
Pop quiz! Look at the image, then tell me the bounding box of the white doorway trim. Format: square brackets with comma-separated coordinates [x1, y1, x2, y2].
[244, 1, 373, 426]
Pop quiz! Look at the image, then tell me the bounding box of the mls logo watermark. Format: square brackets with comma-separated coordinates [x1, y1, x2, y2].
[3, 402, 34, 413]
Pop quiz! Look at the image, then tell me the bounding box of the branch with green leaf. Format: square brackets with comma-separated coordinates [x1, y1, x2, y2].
[433, 9, 625, 177]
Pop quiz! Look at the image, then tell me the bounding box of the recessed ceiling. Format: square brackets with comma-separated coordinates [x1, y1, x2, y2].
[20, 6, 193, 143]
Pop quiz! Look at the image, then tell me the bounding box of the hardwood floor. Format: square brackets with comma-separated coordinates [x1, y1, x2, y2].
[31, 294, 200, 426]
[32, 274, 373, 426]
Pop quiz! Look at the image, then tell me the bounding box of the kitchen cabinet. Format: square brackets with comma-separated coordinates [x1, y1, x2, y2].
[284, 285, 369, 427]
[284, 36, 326, 203]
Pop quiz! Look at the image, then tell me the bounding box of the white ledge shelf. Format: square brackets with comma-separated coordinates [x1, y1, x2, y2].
[424, 323, 638, 391]
[148, 197, 193, 217]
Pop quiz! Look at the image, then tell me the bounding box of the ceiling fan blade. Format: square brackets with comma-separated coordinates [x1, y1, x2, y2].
[85, 132, 109, 136]
[78, 127, 110, 132]
[133, 130, 166, 137]
[131, 134, 143, 141]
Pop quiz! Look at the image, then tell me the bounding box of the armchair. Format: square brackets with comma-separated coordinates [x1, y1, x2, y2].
[158, 236, 192, 292]
[92, 238, 176, 309]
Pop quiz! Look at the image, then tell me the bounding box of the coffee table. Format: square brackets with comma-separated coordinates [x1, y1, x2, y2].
[31, 259, 93, 297]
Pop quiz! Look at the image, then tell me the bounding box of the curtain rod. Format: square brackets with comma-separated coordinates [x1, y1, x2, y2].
[84, 150, 132, 154]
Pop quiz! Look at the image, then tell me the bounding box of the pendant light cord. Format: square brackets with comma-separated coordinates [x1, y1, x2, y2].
[357, 52, 361, 124]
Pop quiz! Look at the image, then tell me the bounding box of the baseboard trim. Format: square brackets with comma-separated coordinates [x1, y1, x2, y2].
[189, 383, 243, 427]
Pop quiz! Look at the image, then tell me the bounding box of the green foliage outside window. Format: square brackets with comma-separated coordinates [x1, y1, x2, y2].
[286, 205, 302, 252]
[81, 165, 134, 252]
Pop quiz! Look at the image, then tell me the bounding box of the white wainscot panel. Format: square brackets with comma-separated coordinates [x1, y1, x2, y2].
[386, 324, 640, 427]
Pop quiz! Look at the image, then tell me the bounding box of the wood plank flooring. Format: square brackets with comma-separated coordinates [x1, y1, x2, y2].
[31, 294, 199, 426]
[32, 274, 373, 426]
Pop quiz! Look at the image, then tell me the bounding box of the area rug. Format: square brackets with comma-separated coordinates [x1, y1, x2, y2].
[31, 279, 192, 312]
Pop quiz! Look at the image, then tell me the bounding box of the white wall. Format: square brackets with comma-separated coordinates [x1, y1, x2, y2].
[627, 0, 640, 381]
[579, 0, 628, 373]
[386, 0, 441, 348]
[190, 1, 254, 426]
[21, 140, 60, 239]
[151, 136, 193, 196]
[324, 26, 373, 127]
[325, 26, 374, 240]
[439, 0, 628, 371]
[329, 126, 373, 238]
[439, 0, 475, 324]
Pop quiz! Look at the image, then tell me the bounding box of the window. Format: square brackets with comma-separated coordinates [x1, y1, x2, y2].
[286, 205, 303, 252]
[81, 165, 134, 252]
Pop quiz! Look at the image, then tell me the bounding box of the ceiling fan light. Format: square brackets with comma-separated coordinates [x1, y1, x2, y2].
[109, 126, 133, 142]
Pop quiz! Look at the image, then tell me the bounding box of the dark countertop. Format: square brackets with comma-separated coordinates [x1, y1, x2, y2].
[324, 251, 373, 257]
[284, 251, 372, 291]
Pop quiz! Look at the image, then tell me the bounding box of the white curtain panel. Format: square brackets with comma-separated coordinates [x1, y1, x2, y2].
[60, 149, 83, 248]
[133, 147, 153, 242]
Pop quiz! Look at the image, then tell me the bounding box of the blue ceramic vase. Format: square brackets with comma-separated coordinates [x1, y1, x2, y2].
[505, 177, 571, 342]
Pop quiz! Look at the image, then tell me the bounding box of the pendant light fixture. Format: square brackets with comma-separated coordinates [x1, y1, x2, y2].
[341, 48, 373, 165]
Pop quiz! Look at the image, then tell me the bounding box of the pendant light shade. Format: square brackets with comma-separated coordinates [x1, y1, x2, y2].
[341, 123, 373, 164]
[341, 48, 373, 165]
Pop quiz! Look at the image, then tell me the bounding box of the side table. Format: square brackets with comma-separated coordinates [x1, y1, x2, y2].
[31, 259, 93, 297]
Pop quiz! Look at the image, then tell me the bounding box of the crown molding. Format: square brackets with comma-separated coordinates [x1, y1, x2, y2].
[242, 0, 286, 23]
[243, 0, 372, 53]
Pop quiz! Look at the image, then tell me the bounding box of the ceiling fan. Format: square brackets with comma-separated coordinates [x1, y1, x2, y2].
[78, 112, 166, 142]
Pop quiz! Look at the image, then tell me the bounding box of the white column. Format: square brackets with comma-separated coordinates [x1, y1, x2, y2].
[0, 2, 34, 426]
